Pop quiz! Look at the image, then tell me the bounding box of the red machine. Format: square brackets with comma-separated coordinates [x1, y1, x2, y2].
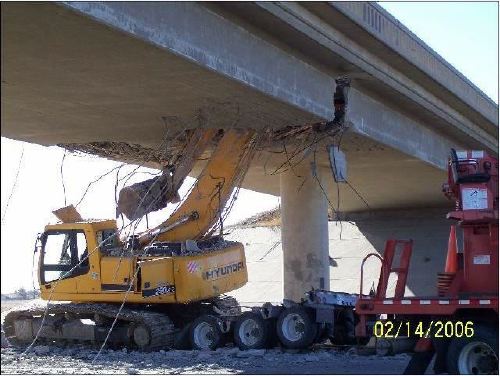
[444, 149, 498, 295]
[355, 149, 498, 374]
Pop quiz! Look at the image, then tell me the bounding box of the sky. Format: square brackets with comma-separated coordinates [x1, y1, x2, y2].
[379, 1, 498, 102]
[1, 2, 498, 293]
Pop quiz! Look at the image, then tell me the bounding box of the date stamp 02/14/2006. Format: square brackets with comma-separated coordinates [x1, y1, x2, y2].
[373, 320, 475, 339]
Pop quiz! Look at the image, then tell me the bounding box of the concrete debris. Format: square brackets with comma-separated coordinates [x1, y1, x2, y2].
[234, 352, 248, 358]
[196, 351, 212, 361]
[235, 349, 266, 358]
[143, 238, 240, 258]
[232, 207, 280, 228]
[59, 142, 175, 168]
[52, 205, 83, 223]
[1, 326, 8, 348]
[218, 347, 239, 356]
[101, 247, 130, 257]
[33, 345, 51, 355]
[58, 119, 342, 170]
[191, 240, 240, 256]
[282, 348, 301, 354]
[346, 347, 360, 356]
[303, 354, 320, 362]
[117, 174, 179, 221]
[267, 124, 315, 142]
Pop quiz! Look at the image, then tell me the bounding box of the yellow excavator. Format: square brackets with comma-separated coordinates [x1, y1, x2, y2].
[4, 128, 259, 351]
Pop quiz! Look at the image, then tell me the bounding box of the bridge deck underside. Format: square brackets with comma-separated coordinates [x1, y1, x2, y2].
[2, 3, 452, 212]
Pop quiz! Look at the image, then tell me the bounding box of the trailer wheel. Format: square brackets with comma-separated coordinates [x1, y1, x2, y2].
[276, 306, 317, 349]
[446, 324, 498, 374]
[189, 315, 223, 350]
[233, 312, 271, 350]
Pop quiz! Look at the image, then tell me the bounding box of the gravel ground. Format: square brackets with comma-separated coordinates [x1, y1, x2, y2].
[1, 300, 26, 314]
[1, 345, 411, 374]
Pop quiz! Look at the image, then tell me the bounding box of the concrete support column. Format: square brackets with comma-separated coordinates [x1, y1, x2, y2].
[280, 155, 329, 302]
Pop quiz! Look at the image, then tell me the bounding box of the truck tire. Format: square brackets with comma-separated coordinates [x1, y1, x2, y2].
[276, 306, 317, 349]
[446, 323, 498, 374]
[233, 312, 271, 350]
[189, 315, 223, 350]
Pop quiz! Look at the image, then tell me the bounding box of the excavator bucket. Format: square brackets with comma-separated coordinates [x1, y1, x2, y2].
[116, 128, 217, 220]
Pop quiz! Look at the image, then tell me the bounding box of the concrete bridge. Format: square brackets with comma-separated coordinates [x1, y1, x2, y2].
[2, 2, 498, 300]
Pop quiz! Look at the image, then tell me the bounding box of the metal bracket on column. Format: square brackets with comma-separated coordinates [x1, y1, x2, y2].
[328, 145, 347, 183]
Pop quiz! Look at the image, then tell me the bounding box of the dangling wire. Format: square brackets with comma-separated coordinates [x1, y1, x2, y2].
[31, 234, 41, 299]
[216, 182, 223, 237]
[60, 149, 67, 207]
[2, 146, 24, 224]
[75, 164, 126, 209]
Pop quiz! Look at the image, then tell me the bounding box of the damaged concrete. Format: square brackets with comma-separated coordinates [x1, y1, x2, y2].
[61, 142, 174, 168]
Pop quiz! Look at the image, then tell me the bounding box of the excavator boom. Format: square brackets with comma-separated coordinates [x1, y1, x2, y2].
[139, 128, 256, 243]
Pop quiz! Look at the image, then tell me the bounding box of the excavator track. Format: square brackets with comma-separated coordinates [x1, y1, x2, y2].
[3, 301, 176, 351]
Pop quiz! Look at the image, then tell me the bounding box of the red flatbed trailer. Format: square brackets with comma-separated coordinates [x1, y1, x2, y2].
[354, 149, 498, 374]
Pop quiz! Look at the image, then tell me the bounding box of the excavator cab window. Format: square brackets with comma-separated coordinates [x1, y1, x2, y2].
[40, 230, 90, 284]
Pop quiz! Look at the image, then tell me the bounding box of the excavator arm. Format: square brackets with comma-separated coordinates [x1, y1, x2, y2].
[151, 128, 256, 242]
[120, 128, 256, 245]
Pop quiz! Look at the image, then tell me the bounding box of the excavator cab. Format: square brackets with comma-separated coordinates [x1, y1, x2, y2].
[39, 229, 89, 284]
[37, 220, 115, 295]
[36, 218, 248, 305]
